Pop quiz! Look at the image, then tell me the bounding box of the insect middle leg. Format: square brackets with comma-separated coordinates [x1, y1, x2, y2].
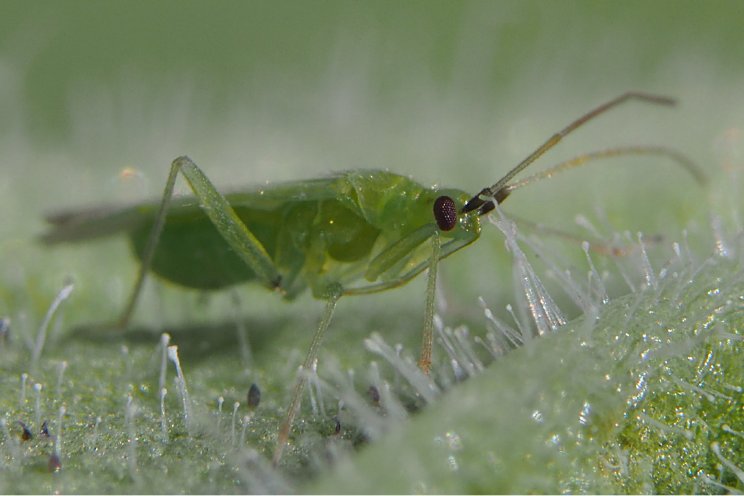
[272, 233, 444, 464]
[272, 286, 341, 466]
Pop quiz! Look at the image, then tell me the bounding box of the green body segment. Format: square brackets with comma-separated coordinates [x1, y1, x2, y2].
[47, 170, 481, 299]
[133, 170, 480, 298]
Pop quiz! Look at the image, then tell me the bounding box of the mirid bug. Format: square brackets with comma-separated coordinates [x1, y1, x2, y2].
[42, 92, 705, 464]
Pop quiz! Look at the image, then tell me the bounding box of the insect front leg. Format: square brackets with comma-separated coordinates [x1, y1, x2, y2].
[419, 231, 441, 374]
[118, 156, 281, 328]
[349, 225, 445, 374]
[273, 285, 342, 466]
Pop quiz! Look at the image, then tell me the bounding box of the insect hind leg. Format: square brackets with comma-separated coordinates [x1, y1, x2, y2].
[117, 156, 281, 328]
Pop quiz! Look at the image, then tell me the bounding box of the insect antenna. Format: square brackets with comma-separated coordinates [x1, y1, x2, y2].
[499, 145, 706, 199]
[461, 91, 703, 215]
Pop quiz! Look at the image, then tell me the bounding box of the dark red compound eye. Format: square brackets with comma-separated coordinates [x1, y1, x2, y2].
[433, 196, 457, 231]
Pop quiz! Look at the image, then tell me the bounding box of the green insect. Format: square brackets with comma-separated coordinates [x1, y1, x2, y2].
[42, 92, 705, 464]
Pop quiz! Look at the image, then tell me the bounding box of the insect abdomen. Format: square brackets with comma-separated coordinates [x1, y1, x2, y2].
[129, 206, 281, 290]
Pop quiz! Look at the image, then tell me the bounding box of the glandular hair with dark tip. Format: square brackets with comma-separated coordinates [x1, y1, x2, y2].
[18, 421, 32, 441]
[367, 385, 381, 405]
[247, 383, 261, 410]
[333, 416, 341, 435]
[0, 317, 9, 344]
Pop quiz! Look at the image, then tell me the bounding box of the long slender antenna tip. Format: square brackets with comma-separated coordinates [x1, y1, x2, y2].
[465, 91, 683, 212]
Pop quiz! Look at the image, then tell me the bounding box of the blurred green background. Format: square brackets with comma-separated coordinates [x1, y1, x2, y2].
[3, 0, 743, 315]
[1, 0, 743, 492]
